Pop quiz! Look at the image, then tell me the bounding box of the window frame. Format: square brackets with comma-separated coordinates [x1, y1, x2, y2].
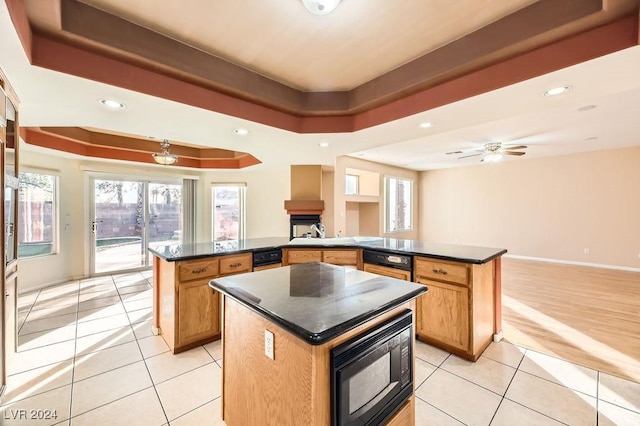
[211, 183, 247, 241]
[383, 175, 413, 233]
[18, 170, 59, 259]
[345, 174, 359, 195]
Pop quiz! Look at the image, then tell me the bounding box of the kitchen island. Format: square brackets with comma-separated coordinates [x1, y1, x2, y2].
[209, 262, 426, 426]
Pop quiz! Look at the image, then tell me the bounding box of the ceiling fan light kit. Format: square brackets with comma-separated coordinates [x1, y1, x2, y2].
[152, 140, 178, 165]
[446, 142, 527, 163]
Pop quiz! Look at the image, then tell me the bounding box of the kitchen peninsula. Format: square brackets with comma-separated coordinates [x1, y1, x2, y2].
[149, 237, 506, 358]
[209, 262, 427, 425]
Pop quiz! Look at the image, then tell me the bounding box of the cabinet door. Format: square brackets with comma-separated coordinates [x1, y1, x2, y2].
[177, 279, 220, 347]
[416, 279, 469, 352]
[4, 271, 16, 367]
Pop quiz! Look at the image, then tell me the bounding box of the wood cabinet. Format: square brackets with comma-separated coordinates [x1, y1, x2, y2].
[414, 257, 494, 361]
[0, 72, 19, 396]
[252, 262, 282, 272]
[178, 278, 220, 348]
[282, 248, 362, 269]
[155, 252, 252, 353]
[363, 263, 411, 281]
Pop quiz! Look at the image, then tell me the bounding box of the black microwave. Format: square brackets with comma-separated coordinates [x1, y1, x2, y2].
[331, 310, 413, 426]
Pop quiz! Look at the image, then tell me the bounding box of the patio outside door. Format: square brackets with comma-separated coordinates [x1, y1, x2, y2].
[91, 179, 182, 275]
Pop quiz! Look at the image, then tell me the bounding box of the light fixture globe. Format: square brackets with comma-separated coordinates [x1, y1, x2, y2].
[301, 0, 342, 15]
[152, 140, 178, 165]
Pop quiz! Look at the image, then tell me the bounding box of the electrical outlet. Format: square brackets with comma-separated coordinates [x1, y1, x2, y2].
[264, 330, 274, 360]
[584, 248, 590, 255]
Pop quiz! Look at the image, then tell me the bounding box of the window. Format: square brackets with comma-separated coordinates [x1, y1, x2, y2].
[212, 184, 246, 241]
[18, 172, 57, 258]
[345, 174, 359, 195]
[384, 176, 412, 233]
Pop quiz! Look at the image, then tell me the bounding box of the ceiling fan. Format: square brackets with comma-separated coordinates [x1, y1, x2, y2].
[446, 142, 527, 162]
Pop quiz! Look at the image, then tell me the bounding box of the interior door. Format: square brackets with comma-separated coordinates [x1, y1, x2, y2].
[92, 179, 146, 274]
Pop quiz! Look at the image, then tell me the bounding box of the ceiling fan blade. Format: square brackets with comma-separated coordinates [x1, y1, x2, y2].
[446, 150, 463, 155]
[458, 153, 483, 159]
[503, 151, 526, 156]
[504, 145, 527, 150]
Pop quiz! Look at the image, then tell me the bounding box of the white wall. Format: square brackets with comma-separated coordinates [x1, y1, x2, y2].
[19, 150, 85, 292]
[18, 146, 200, 291]
[193, 166, 290, 241]
[419, 146, 640, 269]
[334, 156, 419, 239]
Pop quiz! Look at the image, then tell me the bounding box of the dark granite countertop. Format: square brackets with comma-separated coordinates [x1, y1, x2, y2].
[149, 236, 506, 264]
[357, 238, 507, 264]
[284, 237, 506, 264]
[148, 237, 291, 261]
[210, 262, 427, 345]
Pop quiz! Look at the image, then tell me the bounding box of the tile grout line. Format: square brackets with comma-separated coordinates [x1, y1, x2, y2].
[501, 349, 582, 426]
[488, 349, 528, 426]
[67, 279, 81, 424]
[125, 272, 171, 425]
[595, 371, 599, 426]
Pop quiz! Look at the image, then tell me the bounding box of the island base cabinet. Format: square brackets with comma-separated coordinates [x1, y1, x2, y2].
[416, 280, 469, 352]
[177, 279, 220, 348]
[154, 253, 251, 354]
[414, 257, 495, 361]
[221, 297, 416, 426]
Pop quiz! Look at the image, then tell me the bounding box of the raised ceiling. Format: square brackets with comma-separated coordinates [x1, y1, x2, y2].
[13, 0, 638, 122]
[2, 0, 640, 170]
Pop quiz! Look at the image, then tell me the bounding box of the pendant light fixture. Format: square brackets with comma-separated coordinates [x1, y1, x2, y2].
[152, 140, 178, 165]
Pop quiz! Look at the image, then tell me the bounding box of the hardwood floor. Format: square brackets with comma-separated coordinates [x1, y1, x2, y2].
[502, 258, 640, 383]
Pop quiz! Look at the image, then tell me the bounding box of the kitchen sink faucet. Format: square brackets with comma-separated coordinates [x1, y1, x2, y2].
[310, 223, 326, 238]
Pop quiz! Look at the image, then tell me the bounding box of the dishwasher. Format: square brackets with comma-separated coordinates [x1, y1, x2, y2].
[362, 249, 413, 281]
[252, 248, 282, 271]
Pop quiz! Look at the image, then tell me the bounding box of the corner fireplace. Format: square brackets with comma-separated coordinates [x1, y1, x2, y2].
[289, 214, 321, 240]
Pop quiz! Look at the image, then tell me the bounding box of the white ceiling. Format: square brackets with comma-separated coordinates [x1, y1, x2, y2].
[2, 2, 640, 172]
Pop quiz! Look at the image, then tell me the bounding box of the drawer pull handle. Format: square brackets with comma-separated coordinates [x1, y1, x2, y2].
[229, 263, 242, 268]
[192, 267, 208, 274]
[432, 268, 448, 275]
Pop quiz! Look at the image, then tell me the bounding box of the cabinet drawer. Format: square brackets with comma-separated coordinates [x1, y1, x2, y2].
[323, 250, 358, 266]
[253, 263, 282, 272]
[415, 257, 468, 285]
[219, 253, 252, 275]
[287, 250, 322, 264]
[363, 263, 411, 281]
[178, 258, 219, 281]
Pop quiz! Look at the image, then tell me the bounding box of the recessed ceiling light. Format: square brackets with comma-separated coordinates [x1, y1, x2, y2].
[318, 142, 330, 148]
[584, 136, 598, 141]
[419, 122, 434, 128]
[356, 153, 365, 157]
[577, 105, 597, 112]
[234, 128, 249, 135]
[301, 0, 342, 15]
[99, 98, 126, 110]
[544, 86, 572, 97]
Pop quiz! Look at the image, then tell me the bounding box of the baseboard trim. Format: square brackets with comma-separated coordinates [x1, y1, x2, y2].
[504, 254, 640, 273]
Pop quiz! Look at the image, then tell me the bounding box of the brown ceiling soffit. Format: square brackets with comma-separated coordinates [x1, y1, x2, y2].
[7, 0, 639, 133]
[53, 0, 605, 115]
[284, 200, 325, 215]
[21, 127, 262, 169]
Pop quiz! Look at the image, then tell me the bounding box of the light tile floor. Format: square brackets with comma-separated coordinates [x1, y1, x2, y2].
[1, 271, 639, 425]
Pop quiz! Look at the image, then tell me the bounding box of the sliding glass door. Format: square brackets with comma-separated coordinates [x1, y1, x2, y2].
[91, 178, 182, 275]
